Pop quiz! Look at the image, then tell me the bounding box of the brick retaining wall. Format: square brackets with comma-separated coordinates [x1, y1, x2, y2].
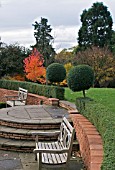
[60, 101, 103, 170]
[70, 114, 103, 170]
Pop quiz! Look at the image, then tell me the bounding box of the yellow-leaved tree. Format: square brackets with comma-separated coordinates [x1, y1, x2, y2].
[74, 46, 115, 86]
[60, 62, 74, 86]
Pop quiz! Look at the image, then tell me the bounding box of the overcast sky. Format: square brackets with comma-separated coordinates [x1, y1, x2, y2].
[0, 0, 115, 52]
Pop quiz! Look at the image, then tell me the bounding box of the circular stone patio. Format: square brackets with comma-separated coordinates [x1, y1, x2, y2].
[0, 105, 70, 124]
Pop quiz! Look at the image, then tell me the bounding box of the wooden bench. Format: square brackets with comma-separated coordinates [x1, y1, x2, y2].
[5, 87, 28, 107]
[32, 117, 75, 170]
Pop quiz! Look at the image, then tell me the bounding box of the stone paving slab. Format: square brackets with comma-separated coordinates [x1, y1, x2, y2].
[0, 105, 69, 124]
[4, 139, 24, 147]
[0, 137, 34, 148]
[0, 150, 84, 170]
[0, 137, 10, 145]
[60, 100, 77, 109]
[0, 151, 23, 170]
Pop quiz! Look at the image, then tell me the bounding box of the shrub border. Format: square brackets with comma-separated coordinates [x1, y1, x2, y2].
[0, 80, 65, 100]
[76, 98, 115, 170]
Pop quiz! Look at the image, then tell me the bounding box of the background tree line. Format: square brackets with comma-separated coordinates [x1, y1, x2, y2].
[0, 2, 114, 87]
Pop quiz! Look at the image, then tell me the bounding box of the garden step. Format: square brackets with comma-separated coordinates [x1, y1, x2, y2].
[0, 125, 59, 141]
[0, 136, 35, 152]
[0, 119, 61, 130]
[0, 136, 79, 153]
[0, 104, 75, 152]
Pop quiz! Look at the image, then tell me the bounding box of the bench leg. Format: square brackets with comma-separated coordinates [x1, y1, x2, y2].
[35, 153, 37, 161]
[37, 153, 42, 170]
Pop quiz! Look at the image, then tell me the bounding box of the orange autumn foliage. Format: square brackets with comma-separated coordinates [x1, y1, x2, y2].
[23, 48, 46, 83]
[11, 74, 25, 81]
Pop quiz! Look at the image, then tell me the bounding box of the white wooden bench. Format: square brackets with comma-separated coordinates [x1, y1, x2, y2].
[5, 87, 28, 107]
[32, 117, 75, 170]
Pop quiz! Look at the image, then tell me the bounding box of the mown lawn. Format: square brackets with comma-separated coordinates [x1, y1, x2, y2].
[64, 88, 115, 113]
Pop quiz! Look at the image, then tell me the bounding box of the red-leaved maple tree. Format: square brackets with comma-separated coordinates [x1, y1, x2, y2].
[23, 48, 46, 83]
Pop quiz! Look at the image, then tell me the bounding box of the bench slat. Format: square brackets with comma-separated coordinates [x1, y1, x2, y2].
[33, 117, 75, 170]
[47, 142, 58, 164]
[43, 143, 53, 164]
[38, 141, 68, 164]
[48, 142, 67, 164]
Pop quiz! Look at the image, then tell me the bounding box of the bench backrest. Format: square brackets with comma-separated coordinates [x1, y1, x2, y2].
[58, 117, 75, 162]
[18, 87, 28, 104]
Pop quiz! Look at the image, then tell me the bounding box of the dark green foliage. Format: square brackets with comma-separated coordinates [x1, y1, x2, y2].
[32, 18, 56, 67]
[0, 43, 30, 77]
[76, 98, 115, 170]
[67, 65, 94, 97]
[107, 78, 115, 88]
[78, 2, 113, 51]
[46, 63, 66, 83]
[109, 30, 115, 55]
[0, 80, 65, 100]
[0, 102, 6, 109]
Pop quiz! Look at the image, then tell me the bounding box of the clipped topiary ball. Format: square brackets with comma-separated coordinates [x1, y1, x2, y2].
[46, 63, 66, 83]
[67, 64, 94, 96]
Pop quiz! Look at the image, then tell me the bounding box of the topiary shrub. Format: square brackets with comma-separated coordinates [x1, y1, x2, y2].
[46, 63, 66, 84]
[67, 64, 94, 97]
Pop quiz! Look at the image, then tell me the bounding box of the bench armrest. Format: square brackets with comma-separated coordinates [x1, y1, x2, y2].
[33, 148, 69, 154]
[5, 95, 18, 99]
[6, 99, 25, 102]
[32, 131, 60, 137]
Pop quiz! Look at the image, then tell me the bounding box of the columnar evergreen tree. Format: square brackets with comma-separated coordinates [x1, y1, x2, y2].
[78, 2, 113, 50]
[32, 17, 55, 67]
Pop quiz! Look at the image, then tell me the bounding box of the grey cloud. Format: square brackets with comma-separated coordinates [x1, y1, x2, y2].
[0, 0, 115, 51]
[0, 0, 84, 30]
[1, 0, 115, 30]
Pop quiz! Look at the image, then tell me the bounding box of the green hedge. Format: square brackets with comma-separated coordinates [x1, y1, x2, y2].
[0, 102, 6, 109]
[76, 98, 115, 170]
[0, 80, 65, 100]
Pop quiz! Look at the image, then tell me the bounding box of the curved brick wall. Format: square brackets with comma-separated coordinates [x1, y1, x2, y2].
[70, 113, 103, 170]
[59, 100, 103, 170]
